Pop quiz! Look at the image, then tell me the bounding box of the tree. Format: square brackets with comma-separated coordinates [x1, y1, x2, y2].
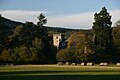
[37, 13, 48, 38]
[0, 21, 55, 64]
[32, 37, 44, 50]
[8, 46, 38, 64]
[67, 32, 94, 62]
[92, 7, 113, 62]
[56, 49, 75, 62]
[113, 20, 120, 62]
[37, 13, 47, 26]
[0, 49, 10, 62]
[56, 32, 94, 62]
[0, 14, 56, 64]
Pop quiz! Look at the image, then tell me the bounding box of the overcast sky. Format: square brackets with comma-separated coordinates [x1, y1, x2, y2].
[0, 0, 120, 29]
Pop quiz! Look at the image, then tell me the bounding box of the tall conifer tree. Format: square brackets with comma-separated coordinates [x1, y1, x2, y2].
[92, 7, 113, 62]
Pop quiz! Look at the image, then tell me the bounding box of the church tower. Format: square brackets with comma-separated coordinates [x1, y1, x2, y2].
[53, 34, 62, 48]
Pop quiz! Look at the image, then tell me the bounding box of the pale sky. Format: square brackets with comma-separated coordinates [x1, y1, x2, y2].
[0, 0, 120, 29]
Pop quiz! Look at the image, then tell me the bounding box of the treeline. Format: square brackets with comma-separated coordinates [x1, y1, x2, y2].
[56, 7, 120, 63]
[0, 14, 57, 64]
[0, 7, 120, 64]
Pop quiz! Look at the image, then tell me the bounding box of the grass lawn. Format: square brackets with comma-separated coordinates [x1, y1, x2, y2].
[0, 65, 120, 80]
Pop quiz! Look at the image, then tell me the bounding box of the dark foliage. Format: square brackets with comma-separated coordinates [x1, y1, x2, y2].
[92, 7, 114, 62]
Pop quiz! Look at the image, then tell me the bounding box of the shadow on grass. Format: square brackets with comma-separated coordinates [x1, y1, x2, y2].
[0, 75, 120, 80]
[0, 71, 120, 80]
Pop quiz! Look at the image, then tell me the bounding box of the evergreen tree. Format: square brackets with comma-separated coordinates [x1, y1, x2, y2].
[92, 7, 113, 62]
[37, 13, 47, 26]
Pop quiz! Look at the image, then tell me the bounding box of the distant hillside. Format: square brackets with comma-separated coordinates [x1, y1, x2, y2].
[1, 15, 77, 30]
[0, 15, 81, 37]
[1, 15, 119, 37]
[0, 15, 23, 29]
[46, 26, 80, 34]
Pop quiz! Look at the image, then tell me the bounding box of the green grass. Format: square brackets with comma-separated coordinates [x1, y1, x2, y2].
[0, 65, 120, 80]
